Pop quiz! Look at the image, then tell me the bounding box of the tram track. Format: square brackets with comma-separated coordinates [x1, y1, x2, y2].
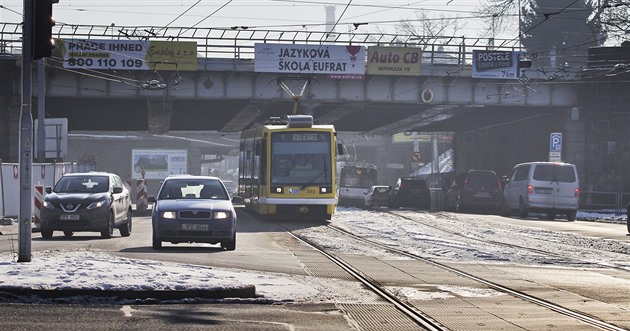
[388, 210, 630, 273]
[275, 212, 629, 331]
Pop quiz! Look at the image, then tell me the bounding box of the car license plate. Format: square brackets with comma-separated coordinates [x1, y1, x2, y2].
[181, 223, 209, 231]
[475, 192, 490, 197]
[60, 214, 80, 221]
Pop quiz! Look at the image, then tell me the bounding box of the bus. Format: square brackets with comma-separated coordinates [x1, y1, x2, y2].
[238, 115, 341, 221]
[337, 162, 378, 208]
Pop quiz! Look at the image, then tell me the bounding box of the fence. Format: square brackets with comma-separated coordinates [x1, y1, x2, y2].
[579, 191, 629, 215]
[0, 22, 524, 65]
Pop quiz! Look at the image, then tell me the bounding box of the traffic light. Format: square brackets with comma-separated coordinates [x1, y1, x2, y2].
[32, 0, 59, 60]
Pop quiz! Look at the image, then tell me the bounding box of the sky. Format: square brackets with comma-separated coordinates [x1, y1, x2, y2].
[0, 208, 627, 304]
[0, 1, 505, 39]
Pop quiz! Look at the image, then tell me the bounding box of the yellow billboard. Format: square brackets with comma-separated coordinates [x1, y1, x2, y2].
[367, 46, 421, 76]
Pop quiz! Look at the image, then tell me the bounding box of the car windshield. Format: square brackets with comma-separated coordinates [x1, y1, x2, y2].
[54, 175, 110, 193]
[159, 179, 229, 200]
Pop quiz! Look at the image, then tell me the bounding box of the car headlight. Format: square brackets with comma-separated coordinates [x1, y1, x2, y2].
[87, 200, 106, 210]
[213, 211, 231, 219]
[161, 211, 177, 219]
[43, 201, 55, 209]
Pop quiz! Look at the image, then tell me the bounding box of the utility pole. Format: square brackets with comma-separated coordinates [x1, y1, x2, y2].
[19, 0, 59, 262]
[19, 0, 34, 262]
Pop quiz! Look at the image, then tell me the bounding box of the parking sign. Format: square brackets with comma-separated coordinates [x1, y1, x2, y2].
[550, 133, 562, 152]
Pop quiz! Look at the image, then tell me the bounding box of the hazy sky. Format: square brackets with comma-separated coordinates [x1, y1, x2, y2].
[0, 1, 502, 38]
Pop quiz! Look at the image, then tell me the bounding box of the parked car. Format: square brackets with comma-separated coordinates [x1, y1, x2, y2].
[221, 180, 237, 196]
[388, 177, 431, 209]
[503, 162, 580, 221]
[444, 170, 503, 214]
[40, 172, 132, 239]
[363, 185, 391, 209]
[148, 175, 241, 250]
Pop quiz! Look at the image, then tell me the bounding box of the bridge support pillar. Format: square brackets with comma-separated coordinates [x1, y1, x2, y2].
[147, 99, 174, 134]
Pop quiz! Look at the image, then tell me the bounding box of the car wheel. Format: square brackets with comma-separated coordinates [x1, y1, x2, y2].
[518, 199, 528, 218]
[455, 197, 463, 213]
[101, 212, 114, 239]
[119, 211, 132, 237]
[63, 231, 74, 237]
[41, 227, 53, 239]
[567, 210, 576, 222]
[502, 201, 510, 216]
[221, 232, 236, 251]
[152, 232, 162, 249]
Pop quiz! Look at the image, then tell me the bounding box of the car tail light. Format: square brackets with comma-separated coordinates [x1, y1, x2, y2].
[574, 187, 580, 197]
[527, 185, 534, 194]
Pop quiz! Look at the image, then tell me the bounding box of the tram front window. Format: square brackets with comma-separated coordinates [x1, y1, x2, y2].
[270, 132, 332, 185]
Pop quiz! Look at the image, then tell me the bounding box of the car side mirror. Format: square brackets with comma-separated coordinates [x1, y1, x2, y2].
[113, 187, 123, 194]
[231, 196, 244, 206]
[148, 196, 156, 203]
[45, 186, 52, 194]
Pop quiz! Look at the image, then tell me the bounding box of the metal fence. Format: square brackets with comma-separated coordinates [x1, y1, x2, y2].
[579, 191, 630, 215]
[1, 22, 524, 64]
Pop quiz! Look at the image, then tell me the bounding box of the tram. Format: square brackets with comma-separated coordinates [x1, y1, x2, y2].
[337, 162, 378, 207]
[238, 115, 342, 221]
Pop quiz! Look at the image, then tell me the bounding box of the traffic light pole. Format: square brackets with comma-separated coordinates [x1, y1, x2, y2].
[18, 0, 34, 262]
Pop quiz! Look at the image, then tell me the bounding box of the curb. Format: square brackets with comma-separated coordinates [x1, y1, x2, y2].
[0, 285, 257, 301]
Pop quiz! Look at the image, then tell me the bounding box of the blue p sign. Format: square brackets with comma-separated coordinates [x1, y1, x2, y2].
[550, 133, 562, 152]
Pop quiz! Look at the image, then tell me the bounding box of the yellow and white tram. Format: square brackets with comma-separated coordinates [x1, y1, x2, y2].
[238, 115, 341, 221]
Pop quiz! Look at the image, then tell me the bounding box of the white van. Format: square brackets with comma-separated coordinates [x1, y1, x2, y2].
[503, 162, 580, 221]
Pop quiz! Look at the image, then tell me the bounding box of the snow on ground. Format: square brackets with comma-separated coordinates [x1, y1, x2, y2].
[0, 209, 628, 303]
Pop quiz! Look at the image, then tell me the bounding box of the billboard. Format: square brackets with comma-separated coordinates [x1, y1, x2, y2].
[132, 149, 188, 180]
[472, 50, 526, 79]
[367, 46, 421, 76]
[60, 39, 197, 71]
[254, 43, 366, 75]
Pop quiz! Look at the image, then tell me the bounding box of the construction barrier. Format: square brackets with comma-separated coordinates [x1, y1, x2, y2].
[136, 179, 148, 211]
[33, 185, 44, 228]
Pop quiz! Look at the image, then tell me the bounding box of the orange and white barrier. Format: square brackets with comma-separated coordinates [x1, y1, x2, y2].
[136, 179, 148, 211]
[33, 185, 44, 228]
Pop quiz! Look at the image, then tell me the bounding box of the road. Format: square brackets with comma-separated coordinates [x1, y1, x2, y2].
[1, 208, 629, 330]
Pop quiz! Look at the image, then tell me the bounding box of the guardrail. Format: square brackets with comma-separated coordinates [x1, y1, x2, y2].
[0, 22, 523, 64]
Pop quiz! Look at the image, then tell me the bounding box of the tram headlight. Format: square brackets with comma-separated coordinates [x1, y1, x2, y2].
[272, 186, 284, 194]
[319, 186, 332, 194]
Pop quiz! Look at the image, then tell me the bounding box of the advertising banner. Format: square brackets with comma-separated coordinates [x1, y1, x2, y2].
[367, 46, 421, 76]
[472, 50, 525, 79]
[132, 150, 188, 180]
[254, 43, 366, 74]
[60, 39, 197, 71]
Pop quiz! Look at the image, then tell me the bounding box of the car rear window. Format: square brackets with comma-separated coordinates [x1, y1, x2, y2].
[401, 179, 427, 189]
[466, 172, 499, 188]
[533, 164, 576, 182]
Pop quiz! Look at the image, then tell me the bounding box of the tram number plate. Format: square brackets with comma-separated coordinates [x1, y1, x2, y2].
[181, 223, 209, 231]
[60, 214, 80, 221]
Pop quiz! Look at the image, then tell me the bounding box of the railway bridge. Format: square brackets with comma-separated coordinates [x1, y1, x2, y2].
[1, 23, 628, 191]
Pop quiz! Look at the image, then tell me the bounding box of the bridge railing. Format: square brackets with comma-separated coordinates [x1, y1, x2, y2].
[1, 22, 523, 65]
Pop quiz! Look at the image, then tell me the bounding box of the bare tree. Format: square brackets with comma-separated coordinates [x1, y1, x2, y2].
[395, 10, 463, 51]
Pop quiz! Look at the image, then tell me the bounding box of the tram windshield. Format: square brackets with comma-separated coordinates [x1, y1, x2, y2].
[270, 131, 333, 185]
[339, 166, 377, 188]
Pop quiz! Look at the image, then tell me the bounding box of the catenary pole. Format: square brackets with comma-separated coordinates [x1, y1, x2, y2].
[19, 0, 34, 262]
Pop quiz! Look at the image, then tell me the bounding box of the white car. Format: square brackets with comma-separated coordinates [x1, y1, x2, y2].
[503, 162, 579, 221]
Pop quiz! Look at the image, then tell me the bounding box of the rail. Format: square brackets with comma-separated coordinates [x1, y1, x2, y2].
[0, 22, 523, 65]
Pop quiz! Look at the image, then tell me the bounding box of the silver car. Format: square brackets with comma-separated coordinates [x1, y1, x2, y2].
[149, 175, 240, 251]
